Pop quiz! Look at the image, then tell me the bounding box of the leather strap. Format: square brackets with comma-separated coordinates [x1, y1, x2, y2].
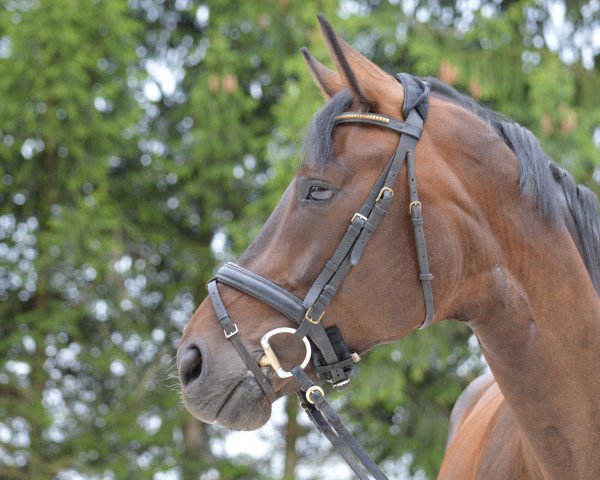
[407, 147, 435, 328]
[216, 263, 305, 324]
[306, 106, 434, 329]
[215, 263, 352, 387]
[335, 114, 423, 139]
[299, 395, 372, 480]
[396, 72, 430, 119]
[207, 280, 277, 403]
[292, 366, 389, 480]
[303, 213, 368, 308]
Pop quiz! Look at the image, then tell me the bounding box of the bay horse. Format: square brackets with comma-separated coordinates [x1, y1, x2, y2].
[177, 16, 600, 479]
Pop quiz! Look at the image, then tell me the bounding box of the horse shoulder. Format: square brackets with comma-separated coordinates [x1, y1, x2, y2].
[445, 370, 496, 449]
[439, 372, 543, 479]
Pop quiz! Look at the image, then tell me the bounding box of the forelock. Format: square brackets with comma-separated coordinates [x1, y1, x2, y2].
[302, 89, 355, 167]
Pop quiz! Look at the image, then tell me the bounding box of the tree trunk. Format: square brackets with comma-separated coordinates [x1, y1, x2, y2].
[283, 398, 300, 480]
[183, 416, 210, 477]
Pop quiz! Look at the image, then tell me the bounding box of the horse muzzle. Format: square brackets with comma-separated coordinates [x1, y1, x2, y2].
[177, 337, 273, 430]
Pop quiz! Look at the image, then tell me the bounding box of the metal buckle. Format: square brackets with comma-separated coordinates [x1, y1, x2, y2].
[409, 200, 421, 214]
[351, 212, 367, 223]
[224, 324, 239, 338]
[259, 327, 312, 378]
[304, 305, 325, 324]
[332, 379, 351, 391]
[375, 186, 394, 204]
[305, 385, 325, 404]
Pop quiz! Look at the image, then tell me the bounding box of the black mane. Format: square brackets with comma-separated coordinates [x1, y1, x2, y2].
[302, 78, 600, 293]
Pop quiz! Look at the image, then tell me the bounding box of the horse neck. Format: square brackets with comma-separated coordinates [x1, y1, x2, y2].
[459, 196, 600, 477]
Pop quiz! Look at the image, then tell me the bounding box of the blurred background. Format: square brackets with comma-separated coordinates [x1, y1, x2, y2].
[0, 0, 598, 479]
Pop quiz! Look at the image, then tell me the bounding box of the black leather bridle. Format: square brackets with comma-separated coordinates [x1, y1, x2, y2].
[206, 74, 433, 479]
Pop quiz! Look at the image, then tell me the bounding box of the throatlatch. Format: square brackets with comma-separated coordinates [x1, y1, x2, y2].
[206, 73, 432, 479]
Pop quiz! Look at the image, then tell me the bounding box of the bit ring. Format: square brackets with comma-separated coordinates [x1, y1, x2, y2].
[260, 327, 312, 378]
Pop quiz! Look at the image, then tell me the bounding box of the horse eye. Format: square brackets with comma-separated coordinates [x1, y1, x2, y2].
[307, 185, 334, 201]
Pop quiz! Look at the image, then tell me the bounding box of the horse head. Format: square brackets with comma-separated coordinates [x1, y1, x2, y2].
[176, 16, 478, 431]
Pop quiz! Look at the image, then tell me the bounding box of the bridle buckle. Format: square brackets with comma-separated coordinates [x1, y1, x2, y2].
[332, 379, 351, 391]
[305, 305, 325, 324]
[351, 212, 367, 223]
[376, 186, 394, 204]
[305, 385, 325, 404]
[409, 200, 422, 214]
[224, 324, 239, 338]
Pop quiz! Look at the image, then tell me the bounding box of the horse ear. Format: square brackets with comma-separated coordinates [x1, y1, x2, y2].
[317, 15, 403, 112]
[301, 47, 344, 99]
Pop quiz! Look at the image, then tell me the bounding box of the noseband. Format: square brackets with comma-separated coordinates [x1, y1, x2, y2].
[206, 74, 432, 479]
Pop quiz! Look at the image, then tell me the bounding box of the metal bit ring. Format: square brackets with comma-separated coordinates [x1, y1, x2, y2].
[259, 327, 312, 378]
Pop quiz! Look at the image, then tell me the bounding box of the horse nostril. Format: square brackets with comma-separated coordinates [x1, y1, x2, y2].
[179, 344, 204, 387]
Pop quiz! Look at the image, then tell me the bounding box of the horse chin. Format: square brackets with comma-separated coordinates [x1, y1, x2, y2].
[215, 375, 272, 431]
[183, 373, 272, 431]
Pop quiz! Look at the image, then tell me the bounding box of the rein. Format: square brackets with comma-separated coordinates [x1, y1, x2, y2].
[206, 74, 432, 478]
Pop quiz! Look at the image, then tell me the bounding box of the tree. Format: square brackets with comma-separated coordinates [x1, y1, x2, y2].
[0, 1, 201, 478]
[0, 1, 597, 479]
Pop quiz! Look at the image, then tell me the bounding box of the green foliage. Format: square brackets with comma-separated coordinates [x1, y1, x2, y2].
[0, 0, 598, 479]
[0, 1, 199, 478]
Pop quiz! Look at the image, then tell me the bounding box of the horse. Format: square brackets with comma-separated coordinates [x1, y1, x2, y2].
[177, 15, 600, 479]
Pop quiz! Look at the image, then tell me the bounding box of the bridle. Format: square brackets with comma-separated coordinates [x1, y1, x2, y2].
[206, 73, 433, 479]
